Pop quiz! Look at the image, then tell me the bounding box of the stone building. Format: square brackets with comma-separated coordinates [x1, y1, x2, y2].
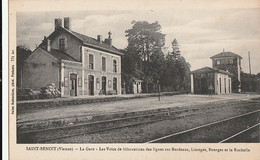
[210, 51, 242, 92]
[191, 67, 233, 94]
[22, 17, 123, 97]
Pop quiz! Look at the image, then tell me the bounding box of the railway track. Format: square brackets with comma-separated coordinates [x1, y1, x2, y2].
[219, 123, 260, 143]
[17, 100, 260, 143]
[146, 110, 260, 143]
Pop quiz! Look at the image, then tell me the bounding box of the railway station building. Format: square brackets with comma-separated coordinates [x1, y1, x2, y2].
[210, 51, 242, 92]
[191, 67, 233, 94]
[21, 17, 124, 97]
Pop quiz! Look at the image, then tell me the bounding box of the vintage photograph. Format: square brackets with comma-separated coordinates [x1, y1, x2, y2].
[5, 0, 260, 160]
[15, 8, 260, 144]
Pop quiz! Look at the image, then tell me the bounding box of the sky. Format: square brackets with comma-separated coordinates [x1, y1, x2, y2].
[17, 8, 260, 74]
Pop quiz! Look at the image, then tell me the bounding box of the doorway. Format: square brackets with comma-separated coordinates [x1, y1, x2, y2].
[219, 77, 222, 94]
[70, 73, 77, 96]
[88, 75, 94, 95]
[200, 78, 207, 94]
[102, 76, 106, 95]
[224, 78, 226, 93]
[113, 77, 117, 94]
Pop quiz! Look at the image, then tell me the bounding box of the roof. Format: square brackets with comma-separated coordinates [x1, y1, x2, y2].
[191, 67, 233, 76]
[71, 31, 123, 56]
[210, 52, 242, 59]
[47, 27, 124, 56]
[45, 48, 79, 62]
[132, 77, 143, 82]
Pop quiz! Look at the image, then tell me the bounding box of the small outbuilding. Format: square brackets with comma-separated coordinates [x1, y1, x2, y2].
[132, 77, 142, 94]
[191, 67, 233, 94]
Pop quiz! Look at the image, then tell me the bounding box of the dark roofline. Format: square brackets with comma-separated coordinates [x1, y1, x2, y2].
[32, 47, 80, 63]
[82, 42, 124, 56]
[210, 51, 242, 59]
[191, 67, 233, 76]
[48, 27, 83, 43]
[48, 27, 124, 56]
[48, 48, 80, 62]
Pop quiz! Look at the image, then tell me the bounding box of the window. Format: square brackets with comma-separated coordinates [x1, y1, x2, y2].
[89, 54, 94, 69]
[113, 59, 117, 72]
[59, 38, 66, 50]
[102, 57, 106, 71]
[216, 60, 220, 65]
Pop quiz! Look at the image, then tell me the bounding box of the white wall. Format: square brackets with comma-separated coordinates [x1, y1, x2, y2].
[216, 73, 232, 94]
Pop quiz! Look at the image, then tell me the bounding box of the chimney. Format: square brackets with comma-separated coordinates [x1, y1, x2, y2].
[105, 31, 112, 47]
[44, 36, 47, 40]
[64, 17, 71, 30]
[97, 35, 102, 44]
[55, 18, 62, 30]
[42, 36, 47, 50]
[42, 36, 51, 52]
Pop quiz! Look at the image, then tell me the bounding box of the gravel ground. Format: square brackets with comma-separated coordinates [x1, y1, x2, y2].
[48, 102, 260, 143]
[17, 94, 224, 123]
[18, 94, 260, 124]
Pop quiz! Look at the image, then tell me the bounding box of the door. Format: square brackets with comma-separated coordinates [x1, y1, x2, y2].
[102, 76, 106, 94]
[70, 74, 77, 96]
[219, 77, 222, 94]
[224, 78, 226, 93]
[88, 75, 94, 95]
[113, 77, 117, 94]
[194, 78, 201, 94]
[201, 78, 207, 94]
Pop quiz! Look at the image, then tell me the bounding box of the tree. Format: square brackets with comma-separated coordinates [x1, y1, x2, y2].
[161, 39, 191, 92]
[125, 21, 166, 93]
[171, 38, 181, 57]
[241, 72, 258, 92]
[17, 45, 32, 88]
[123, 22, 191, 93]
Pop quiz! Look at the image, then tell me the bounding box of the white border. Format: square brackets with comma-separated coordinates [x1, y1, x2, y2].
[2, 0, 9, 160]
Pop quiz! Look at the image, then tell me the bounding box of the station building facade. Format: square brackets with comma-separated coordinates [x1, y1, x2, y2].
[22, 17, 123, 97]
[191, 67, 233, 94]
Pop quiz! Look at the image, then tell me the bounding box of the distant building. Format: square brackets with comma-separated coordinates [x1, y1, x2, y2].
[22, 17, 124, 97]
[191, 67, 233, 94]
[122, 77, 142, 94]
[210, 51, 242, 92]
[131, 77, 142, 94]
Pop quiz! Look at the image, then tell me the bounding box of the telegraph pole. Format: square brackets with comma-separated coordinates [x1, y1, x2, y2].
[248, 51, 252, 75]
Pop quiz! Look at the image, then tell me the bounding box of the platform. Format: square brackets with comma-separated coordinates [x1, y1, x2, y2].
[17, 93, 260, 124]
